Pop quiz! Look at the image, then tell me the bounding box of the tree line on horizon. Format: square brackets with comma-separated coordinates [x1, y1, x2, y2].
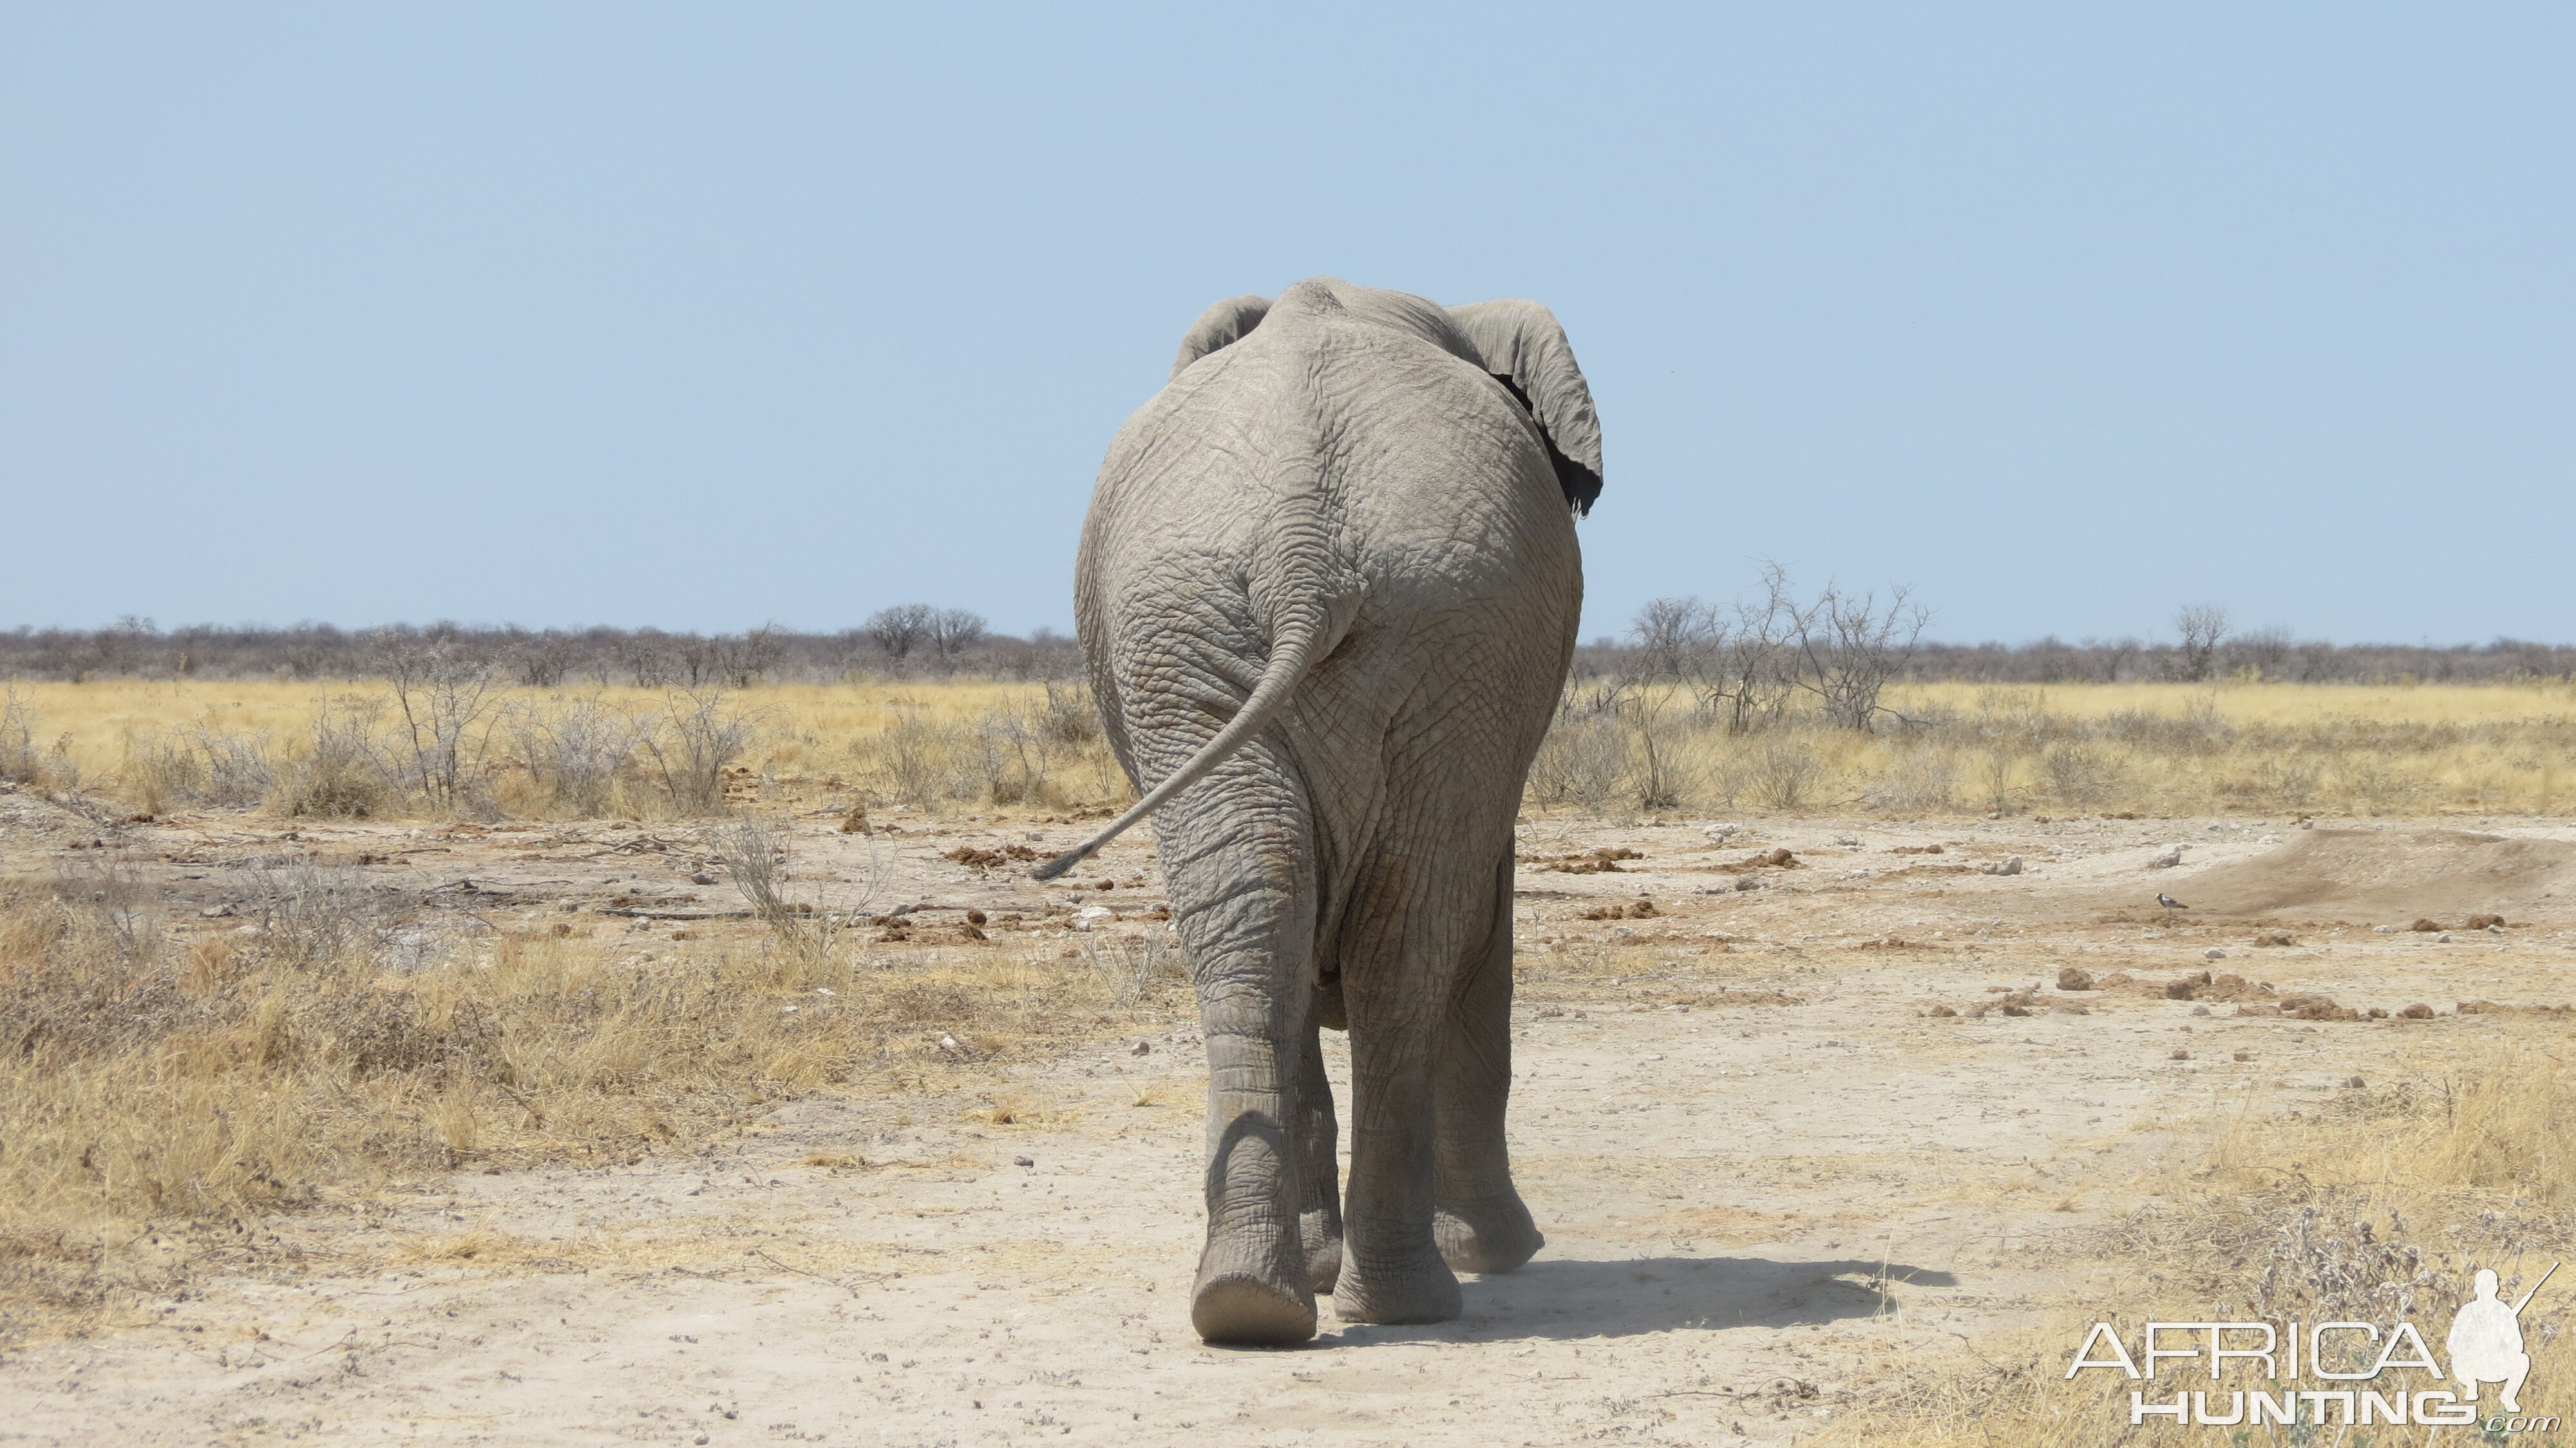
[2, 602, 2570, 689]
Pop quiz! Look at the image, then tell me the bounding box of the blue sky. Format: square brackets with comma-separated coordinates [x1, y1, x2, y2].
[5, 4, 2570, 645]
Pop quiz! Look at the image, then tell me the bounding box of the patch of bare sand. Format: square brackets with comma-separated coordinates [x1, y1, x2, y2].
[2135, 826, 2576, 922]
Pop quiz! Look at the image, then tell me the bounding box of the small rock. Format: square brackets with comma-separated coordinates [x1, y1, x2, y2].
[2146, 846, 2185, 870]
[2056, 967, 2094, 991]
[2204, 948, 2227, 961]
[1013, 1156, 1034, 1168]
[2345, 1075, 2365, 1088]
[2373, 924, 2398, 933]
[2190, 1004, 2211, 1016]
[1834, 834, 1860, 846]
[2170, 1049, 2190, 1060]
[1703, 823, 1741, 843]
[690, 871, 717, 885]
[1984, 855, 2022, 876]
[1130, 1041, 1151, 1056]
[1733, 874, 1763, 891]
[938, 1034, 960, 1051]
[2437, 932, 2454, 944]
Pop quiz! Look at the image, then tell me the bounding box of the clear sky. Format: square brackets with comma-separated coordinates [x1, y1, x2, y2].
[5, 4, 2570, 647]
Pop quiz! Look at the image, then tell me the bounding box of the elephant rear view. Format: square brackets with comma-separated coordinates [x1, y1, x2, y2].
[1054, 277, 1602, 1344]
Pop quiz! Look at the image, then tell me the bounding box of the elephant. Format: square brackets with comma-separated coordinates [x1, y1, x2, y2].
[1034, 276, 1604, 1344]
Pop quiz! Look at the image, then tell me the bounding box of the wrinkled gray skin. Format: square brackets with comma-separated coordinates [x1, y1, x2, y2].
[1038, 277, 1604, 1346]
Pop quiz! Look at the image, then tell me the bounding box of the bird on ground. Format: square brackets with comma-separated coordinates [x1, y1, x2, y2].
[2157, 893, 2186, 911]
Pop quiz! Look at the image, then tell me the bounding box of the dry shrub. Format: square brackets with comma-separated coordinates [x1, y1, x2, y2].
[0, 872, 1187, 1346]
[1528, 701, 1630, 812]
[1745, 739, 1821, 810]
[639, 690, 759, 815]
[504, 697, 640, 816]
[272, 699, 397, 818]
[0, 687, 39, 785]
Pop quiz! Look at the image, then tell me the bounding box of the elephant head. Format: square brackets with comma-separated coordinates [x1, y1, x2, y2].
[1168, 283, 1604, 516]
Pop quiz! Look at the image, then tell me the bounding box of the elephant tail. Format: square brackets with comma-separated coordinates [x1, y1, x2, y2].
[1031, 599, 1347, 882]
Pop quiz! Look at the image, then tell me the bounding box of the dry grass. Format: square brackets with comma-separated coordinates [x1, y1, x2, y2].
[0, 870, 1186, 1346]
[1535, 679, 2576, 819]
[0, 678, 1128, 821]
[1817, 1022, 2576, 1444]
[9, 676, 2576, 824]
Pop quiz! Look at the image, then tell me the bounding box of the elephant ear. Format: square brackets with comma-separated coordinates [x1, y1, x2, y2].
[1170, 294, 1273, 382]
[1446, 299, 1604, 516]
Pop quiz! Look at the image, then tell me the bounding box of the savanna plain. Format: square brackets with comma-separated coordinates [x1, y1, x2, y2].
[3, 676, 2573, 1446]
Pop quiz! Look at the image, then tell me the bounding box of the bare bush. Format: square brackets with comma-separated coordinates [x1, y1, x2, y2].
[0, 689, 37, 785]
[55, 857, 164, 971]
[640, 691, 758, 815]
[274, 701, 396, 819]
[972, 705, 1061, 806]
[1801, 582, 1926, 729]
[236, 860, 385, 970]
[878, 703, 961, 810]
[1716, 567, 1808, 732]
[2038, 739, 2119, 805]
[710, 817, 844, 973]
[1747, 740, 1821, 810]
[507, 699, 640, 817]
[1630, 564, 1921, 735]
[1038, 679, 1102, 747]
[371, 633, 499, 810]
[2170, 602, 2230, 682]
[1528, 697, 1630, 812]
[1863, 743, 1956, 813]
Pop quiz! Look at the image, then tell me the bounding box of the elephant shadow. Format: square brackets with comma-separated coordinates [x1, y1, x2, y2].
[1316, 1255, 1960, 1346]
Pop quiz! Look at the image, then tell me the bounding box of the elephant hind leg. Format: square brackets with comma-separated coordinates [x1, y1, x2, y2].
[1295, 1021, 1345, 1293]
[1158, 760, 1321, 1346]
[1432, 850, 1544, 1275]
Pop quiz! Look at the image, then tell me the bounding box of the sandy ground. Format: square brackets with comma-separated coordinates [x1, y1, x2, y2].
[6, 790, 2575, 1447]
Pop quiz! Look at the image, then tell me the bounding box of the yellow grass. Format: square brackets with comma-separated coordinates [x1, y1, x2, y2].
[0, 875, 1185, 1345]
[8, 676, 2576, 822]
[0, 677, 1132, 819]
[1540, 679, 2576, 819]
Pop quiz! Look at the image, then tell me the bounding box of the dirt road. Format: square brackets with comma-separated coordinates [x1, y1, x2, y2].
[5, 805, 2570, 1446]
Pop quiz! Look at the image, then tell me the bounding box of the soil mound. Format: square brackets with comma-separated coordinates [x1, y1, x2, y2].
[2166, 829, 2576, 923]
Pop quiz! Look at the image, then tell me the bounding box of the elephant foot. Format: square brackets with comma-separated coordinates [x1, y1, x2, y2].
[1191, 1272, 1317, 1346]
[1300, 1210, 1344, 1293]
[1331, 1250, 1462, 1325]
[1191, 1232, 1316, 1346]
[1434, 1193, 1544, 1275]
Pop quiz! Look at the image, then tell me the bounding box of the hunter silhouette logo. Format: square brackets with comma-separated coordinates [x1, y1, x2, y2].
[2450, 1263, 2552, 1414]
[2067, 1261, 2560, 1429]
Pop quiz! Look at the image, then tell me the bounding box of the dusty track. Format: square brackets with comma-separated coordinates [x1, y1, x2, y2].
[5, 797, 2573, 1446]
